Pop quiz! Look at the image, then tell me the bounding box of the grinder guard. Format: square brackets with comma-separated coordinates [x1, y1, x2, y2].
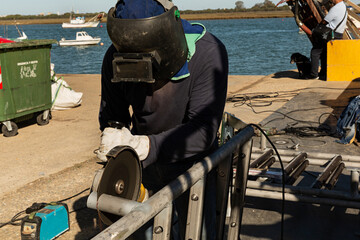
[107, 6, 188, 82]
[97, 146, 142, 225]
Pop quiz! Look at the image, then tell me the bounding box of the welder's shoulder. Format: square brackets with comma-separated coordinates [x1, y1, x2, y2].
[197, 31, 227, 52]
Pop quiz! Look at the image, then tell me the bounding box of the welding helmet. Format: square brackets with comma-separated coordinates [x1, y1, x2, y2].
[107, 0, 188, 83]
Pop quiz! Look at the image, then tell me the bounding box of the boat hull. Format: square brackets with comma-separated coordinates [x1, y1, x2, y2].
[58, 39, 101, 46]
[62, 21, 100, 28]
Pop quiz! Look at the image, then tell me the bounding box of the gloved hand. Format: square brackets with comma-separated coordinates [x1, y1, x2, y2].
[96, 127, 150, 161]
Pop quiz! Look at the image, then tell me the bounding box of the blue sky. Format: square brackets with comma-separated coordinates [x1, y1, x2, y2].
[0, 0, 282, 15]
[1, 0, 359, 15]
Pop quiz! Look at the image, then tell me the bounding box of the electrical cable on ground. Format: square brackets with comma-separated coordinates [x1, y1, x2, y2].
[227, 89, 343, 139]
[0, 187, 90, 229]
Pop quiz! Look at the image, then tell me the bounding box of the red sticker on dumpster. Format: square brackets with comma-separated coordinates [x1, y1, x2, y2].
[0, 66, 2, 89]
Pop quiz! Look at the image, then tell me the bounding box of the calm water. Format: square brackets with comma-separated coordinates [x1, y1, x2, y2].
[3, 18, 312, 75]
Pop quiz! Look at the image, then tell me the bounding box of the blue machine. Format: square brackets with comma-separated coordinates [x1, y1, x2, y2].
[21, 203, 69, 240]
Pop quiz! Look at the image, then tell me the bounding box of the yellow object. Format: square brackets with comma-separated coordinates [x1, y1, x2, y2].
[327, 39, 360, 81]
[137, 183, 149, 202]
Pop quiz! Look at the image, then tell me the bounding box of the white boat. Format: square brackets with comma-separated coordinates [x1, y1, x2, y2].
[62, 13, 104, 28]
[58, 31, 101, 46]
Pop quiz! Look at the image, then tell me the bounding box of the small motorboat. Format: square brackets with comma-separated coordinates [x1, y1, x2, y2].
[62, 13, 104, 28]
[58, 31, 101, 46]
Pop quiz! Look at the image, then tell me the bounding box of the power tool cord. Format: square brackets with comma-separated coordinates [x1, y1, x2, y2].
[0, 187, 90, 229]
[250, 123, 286, 240]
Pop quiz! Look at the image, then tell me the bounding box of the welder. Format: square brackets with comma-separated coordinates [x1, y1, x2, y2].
[96, 0, 228, 238]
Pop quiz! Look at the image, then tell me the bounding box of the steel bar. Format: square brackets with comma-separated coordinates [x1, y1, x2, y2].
[325, 162, 345, 190]
[351, 170, 359, 197]
[250, 149, 274, 169]
[217, 118, 234, 240]
[286, 160, 309, 185]
[92, 125, 254, 240]
[311, 155, 342, 189]
[153, 204, 172, 240]
[252, 147, 360, 162]
[246, 188, 360, 209]
[260, 133, 267, 150]
[246, 181, 360, 202]
[284, 152, 307, 176]
[185, 177, 206, 240]
[251, 153, 360, 168]
[227, 139, 252, 240]
[259, 156, 276, 170]
[87, 192, 142, 216]
[216, 155, 233, 240]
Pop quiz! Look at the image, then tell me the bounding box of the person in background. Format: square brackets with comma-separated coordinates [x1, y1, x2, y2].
[307, 0, 347, 80]
[96, 0, 228, 238]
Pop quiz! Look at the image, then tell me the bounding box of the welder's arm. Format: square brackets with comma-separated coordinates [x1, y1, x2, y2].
[142, 35, 228, 168]
[99, 45, 131, 131]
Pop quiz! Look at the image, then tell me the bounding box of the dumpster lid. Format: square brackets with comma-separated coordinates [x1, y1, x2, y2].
[0, 39, 57, 50]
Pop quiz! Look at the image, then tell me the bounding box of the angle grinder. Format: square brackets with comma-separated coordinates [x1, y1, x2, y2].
[89, 145, 147, 225]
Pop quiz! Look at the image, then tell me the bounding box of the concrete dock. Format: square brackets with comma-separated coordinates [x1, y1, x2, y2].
[0, 72, 359, 239]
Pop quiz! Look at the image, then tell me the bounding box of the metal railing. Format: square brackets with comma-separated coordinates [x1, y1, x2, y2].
[90, 113, 254, 239]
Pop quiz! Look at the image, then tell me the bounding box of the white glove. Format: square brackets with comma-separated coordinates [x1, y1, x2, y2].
[96, 127, 150, 161]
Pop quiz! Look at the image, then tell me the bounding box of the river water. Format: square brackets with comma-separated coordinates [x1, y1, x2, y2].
[3, 17, 312, 75]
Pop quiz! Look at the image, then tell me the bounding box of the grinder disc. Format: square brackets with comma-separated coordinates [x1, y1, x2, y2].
[97, 146, 142, 225]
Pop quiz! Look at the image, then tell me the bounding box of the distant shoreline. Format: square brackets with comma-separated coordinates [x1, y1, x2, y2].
[0, 10, 293, 25]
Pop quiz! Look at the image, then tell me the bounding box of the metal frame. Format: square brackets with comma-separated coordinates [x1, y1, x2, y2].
[245, 143, 360, 209]
[90, 113, 254, 239]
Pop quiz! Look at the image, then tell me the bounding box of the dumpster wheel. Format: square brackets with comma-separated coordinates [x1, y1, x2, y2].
[36, 111, 50, 126]
[2, 122, 18, 137]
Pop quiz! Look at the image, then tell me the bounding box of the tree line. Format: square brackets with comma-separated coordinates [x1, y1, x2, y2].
[0, 12, 100, 21]
[181, 0, 290, 14]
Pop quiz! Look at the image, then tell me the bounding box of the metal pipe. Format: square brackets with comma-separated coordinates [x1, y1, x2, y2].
[250, 149, 274, 169]
[246, 188, 360, 209]
[246, 181, 360, 201]
[92, 125, 254, 240]
[325, 162, 345, 190]
[260, 133, 267, 150]
[251, 153, 326, 166]
[251, 153, 360, 168]
[311, 155, 342, 189]
[253, 147, 360, 162]
[286, 160, 309, 185]
[259, 156, 276, 170]
[351, 170, 359, 197]
[87, 192, 142, 216]
[284, 152, 307, 176]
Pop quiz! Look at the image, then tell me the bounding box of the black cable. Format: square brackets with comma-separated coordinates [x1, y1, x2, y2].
[0, 210, 26, 228]
[0, 187, 90, 229]
[226, 88, 350, 137]
[58, 188, 90, 203]
[250, 123, 286, 240]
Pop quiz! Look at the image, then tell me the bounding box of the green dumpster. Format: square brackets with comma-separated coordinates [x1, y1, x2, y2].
[0, 39, 57, 137]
